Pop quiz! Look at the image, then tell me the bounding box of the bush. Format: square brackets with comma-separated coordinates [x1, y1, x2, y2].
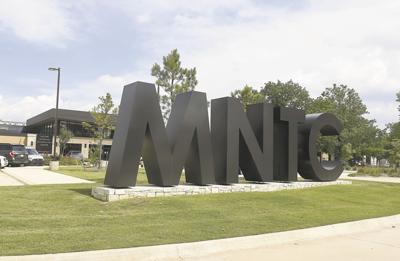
[43, 155, 60, 166]
[59, 156, 81, 166]
[354, 166, 400, 177]
[88, 146, 100, 167]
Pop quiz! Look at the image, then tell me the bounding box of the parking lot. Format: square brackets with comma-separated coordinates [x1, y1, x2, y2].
[0, 166, 93, 186]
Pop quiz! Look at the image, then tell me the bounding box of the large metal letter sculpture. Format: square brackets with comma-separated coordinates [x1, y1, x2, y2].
[298, 113, 343, 181]
[166, 89, 215, 185]
[211, 98, 274, 184]
[104, 82, 215, 187]
[273, 107, 305, 181]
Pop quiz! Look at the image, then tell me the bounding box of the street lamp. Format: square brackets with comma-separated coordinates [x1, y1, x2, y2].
[48, 67, 61, 157]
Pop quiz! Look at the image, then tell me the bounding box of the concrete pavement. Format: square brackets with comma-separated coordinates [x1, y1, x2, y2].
[1, 214, 400, 261]
[0, 166, 92, 185]
[0, 170, 24, 186]
[195, 224, 400, 261]
[341, 170, 400, 183]
[344, 176, 400, 183]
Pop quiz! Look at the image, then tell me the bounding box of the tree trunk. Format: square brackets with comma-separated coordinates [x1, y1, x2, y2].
[98, 138, 103, 169]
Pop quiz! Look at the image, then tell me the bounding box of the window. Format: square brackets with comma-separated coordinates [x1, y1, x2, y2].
[0, 144, 9, 150]
[12, 145, 26, 152]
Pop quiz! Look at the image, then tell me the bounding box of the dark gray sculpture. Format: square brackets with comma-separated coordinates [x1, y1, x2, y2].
[298, 113, 343, 181]
[211, 98, 274, 184]
[104, 81, 344, 188]
[273, 107, 305, 181]
[104, 82, 215, 187]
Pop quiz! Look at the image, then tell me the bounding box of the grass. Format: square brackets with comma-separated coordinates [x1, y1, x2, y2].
[54, 166, 184, 184]
[54, 166, 107, 183]
[1, 168, 400, 256]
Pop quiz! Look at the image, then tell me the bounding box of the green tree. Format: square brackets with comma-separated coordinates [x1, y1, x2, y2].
[84, 93, 118, 168]
[340, 143, 354, 163]
[397, 91, 400, 118]
[388, 139, 400, 169]
[58, 127, 73, 156]
[231, 80, 312, 111]
[260, 80, 312, 111]
[310, 84, 368, 128]
[151, 49, 197, 120]
[309, 84, 378, 162]
[231, 85, 264, 110]
[387, 122, 400, 140]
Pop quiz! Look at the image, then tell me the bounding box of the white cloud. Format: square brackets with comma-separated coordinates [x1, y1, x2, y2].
[118, 0, 399, 127]
[0, 71, 153, 122]
[136, 14, 151, 24]
[0, 95, 55, 122]
[1, 0, 399, 128]
[0, 0, 76, 47]
[52, 71, 151, 114]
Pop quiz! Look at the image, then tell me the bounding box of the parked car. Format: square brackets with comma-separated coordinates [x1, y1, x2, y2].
[25, 147, 44, 166]
[0, 143, 29, 167]
[0, 155, 8, 169]
[66, 150, 83, 160]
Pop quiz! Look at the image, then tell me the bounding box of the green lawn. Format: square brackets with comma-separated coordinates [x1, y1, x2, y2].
[1, 168, 400, 256]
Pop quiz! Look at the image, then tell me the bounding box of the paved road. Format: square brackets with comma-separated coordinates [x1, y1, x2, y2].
[0, 166, 92, 185]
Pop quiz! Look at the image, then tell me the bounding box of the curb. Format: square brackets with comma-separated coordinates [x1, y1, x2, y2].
[1, 214, 400, 261]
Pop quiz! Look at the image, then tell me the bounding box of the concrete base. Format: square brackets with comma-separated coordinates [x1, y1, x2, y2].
[92, 180, 351, 202]
[49, 161, 59, 171]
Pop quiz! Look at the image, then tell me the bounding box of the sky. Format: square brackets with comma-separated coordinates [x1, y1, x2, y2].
[0, 0, 399, 128]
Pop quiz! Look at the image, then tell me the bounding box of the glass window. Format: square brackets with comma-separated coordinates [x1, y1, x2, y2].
[0, 144, 9, 150]
[26, 148, 39, 155]
[12, 145, 26, 152]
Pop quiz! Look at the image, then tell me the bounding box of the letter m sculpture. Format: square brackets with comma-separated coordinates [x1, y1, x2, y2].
[104, 82, 215, 187]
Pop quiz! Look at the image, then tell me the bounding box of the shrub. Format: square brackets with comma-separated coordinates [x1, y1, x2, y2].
[59, 156, 81, 166]
[355, 166, 400, 177]
[43, 155, 60, 166]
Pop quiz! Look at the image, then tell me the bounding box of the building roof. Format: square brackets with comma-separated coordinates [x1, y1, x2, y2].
[26, 108, 117, 127]
[0, 129, 26, 136]
[0, 121, 25, 135]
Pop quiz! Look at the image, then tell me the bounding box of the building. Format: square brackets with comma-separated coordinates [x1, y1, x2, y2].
[0, 120, 31, 145]
[0, 109, 116, 159]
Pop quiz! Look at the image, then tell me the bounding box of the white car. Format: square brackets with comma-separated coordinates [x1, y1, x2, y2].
[0, 155, 8, 169]
[25, 147, 44, 166]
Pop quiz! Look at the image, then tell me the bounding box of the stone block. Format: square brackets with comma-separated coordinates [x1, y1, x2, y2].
[91, 180, 352, 202]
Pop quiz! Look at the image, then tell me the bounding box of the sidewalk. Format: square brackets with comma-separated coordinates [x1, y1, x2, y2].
[0, 171, 24, 186]
[1, 214, 400, 261]
[0, 166, 92, 185]
[198, 223, 400, 261]
[341, 170, 400, 184]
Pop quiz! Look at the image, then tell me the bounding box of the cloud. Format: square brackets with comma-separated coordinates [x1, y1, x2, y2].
[62, 72, 151, 109]
[114, 0, 399, 127]
[0, 95, 55, 122]
[0, 71, 152, 122]
[1, 0, 399, 128]
[136, 14, 152, 24]
[0, 0, 76, 47]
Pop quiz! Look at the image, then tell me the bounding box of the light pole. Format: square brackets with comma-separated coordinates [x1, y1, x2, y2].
[48, 67, 61, 157]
